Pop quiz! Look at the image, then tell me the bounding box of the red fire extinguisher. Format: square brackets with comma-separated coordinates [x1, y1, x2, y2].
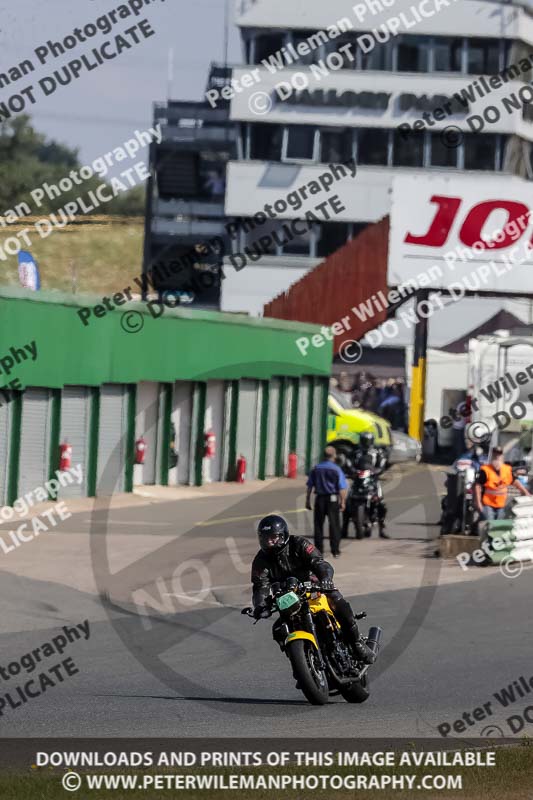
[236, 454, 246, 483]
[59, 441, 72, 471]
[135, 436, 146, 465]
[287, 452, 298, 479]
[204, 429, 216, 458]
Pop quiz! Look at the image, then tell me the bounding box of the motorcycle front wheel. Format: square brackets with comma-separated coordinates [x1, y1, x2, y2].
[340, 673, 370, 704]
[354, 504, 365, 539]
[287, 640, 329, 705]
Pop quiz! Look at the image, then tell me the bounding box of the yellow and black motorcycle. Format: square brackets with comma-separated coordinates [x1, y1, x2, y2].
[242, 577, 382, 706]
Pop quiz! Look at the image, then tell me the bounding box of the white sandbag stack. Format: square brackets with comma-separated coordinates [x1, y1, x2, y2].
[483, 497, 533, 565]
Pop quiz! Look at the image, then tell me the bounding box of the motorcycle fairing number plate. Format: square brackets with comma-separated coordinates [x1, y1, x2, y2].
[276, 591, 300, 610]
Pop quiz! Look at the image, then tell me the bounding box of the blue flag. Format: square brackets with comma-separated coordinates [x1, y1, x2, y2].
[18, 250, 41, 291]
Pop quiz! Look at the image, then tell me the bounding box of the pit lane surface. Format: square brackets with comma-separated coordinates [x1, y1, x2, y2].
[1, 463, 531, 739]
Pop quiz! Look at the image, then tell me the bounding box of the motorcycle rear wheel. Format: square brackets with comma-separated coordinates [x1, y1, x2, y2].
[287, 640, 329, 705]
[340, 673, 370, 703]
[463, 506, 474, 534]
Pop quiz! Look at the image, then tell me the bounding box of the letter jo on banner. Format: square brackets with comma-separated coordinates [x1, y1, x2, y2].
[388, 175, 533, 294]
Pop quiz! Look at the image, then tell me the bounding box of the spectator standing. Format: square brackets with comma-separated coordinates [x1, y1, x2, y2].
[451, 400, 468, 458]
[204, 169, 226, 197]
[474, 446, 530, 521]
[392, 382, 407, 430]
[362, 379, 380, 413]
[378, 387, 400, 426]
[306, 446, 347, 558]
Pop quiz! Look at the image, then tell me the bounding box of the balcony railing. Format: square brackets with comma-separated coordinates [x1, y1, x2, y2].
[152, 218, 229, 238]
[155, 199, 226, 218]
[154, 102, 230, 125]
[158, 124, 237, 146]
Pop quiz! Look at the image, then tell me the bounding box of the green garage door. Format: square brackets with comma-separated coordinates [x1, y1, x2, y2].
[295, 377, 311, 474]
[135, 382, 160, 486]
[312, 379, 326, 464]
[18, 388, 51, 498]
[60, 386, 90, 498]
[204, 381, 225, 483]
[280, 381, 293, 478]
[96, 385, 128, 495]
[0, 401, 10, 505]
[172, 382, 193, 485]
[265, 378, 281, 477]
[236, 380, 261, 480]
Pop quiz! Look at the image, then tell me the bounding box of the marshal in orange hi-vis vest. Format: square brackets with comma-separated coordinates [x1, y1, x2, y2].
[480, 463, 513, 508]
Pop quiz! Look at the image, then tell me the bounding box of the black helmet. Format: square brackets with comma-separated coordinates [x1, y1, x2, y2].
[360, 431, 375, 449]
[257, 514, 290, 554]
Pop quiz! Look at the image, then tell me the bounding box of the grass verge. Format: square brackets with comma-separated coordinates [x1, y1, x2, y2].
[0, 218, 144, 296]
[0, 744, 532, 800]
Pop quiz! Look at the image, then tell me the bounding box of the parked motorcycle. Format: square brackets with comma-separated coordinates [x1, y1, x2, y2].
[440, 455, 479, 534]
[342, 467, 386, 539]
[242, 577, 382, 706]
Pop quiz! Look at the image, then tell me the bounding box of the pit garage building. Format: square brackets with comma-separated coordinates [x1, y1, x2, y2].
[0, 289, 331, 504]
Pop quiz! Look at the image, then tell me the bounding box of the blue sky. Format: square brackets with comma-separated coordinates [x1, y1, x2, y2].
[0, 0, 241, 169]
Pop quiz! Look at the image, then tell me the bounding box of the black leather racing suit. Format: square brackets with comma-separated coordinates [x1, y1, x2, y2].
[348, 450, 387, 526]
[251, 535, 359, 636]
[360, 446, 386, 472]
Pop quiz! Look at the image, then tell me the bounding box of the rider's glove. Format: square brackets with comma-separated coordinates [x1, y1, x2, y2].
[253, 605, 266, 620]
[320, 578, 335, 592]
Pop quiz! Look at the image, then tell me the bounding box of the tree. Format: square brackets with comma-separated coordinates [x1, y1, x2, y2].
[107, 184, 146, 215]
[0, 116, 145, 217]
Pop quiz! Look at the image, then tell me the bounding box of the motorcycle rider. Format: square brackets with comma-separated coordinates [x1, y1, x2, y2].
[251, 514, 376, 664]
[343, 431, 388, 538]
[440, 441, 487, 533]
[358, 430, 387, 472]
[453, 441, 486, 471]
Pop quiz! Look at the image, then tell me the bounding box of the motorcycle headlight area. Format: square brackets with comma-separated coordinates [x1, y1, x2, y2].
[276, 591, 300, 611]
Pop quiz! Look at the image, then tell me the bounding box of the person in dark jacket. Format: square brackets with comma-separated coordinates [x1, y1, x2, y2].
[250, 514, 376, 664]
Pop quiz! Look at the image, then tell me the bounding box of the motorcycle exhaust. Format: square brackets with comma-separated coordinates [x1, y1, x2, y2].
[366, 626, 383, 656]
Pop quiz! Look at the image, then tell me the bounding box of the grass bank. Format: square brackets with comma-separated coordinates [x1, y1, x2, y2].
[0, 745, 532, 800]
[0, 217, 144, 296]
